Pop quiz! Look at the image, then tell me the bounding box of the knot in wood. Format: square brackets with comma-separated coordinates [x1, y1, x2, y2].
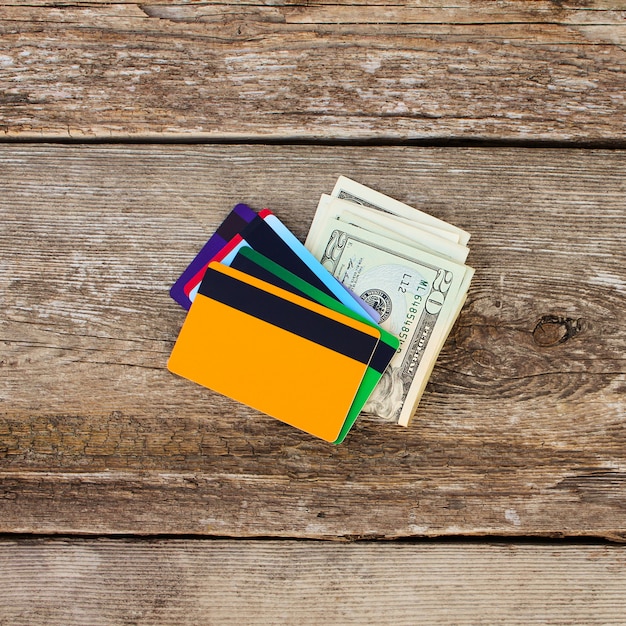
[532, 315, 582, 347]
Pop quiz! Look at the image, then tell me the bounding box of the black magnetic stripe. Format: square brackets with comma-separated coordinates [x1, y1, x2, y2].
[216, 210, 250, 241]
[198, 267, 378, 365]
[231, 253, 395, 374]
[368, 340, 397, 374]
[240, 218, 337, 298]
[230, 254, 314, 302]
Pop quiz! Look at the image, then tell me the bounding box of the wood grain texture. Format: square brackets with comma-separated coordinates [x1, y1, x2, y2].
[1, 539, 626, 625]
[1, 144, 625, 538]
[0, 1, 624, 141]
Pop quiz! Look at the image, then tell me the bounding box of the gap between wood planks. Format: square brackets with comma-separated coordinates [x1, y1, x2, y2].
[0, 532, 624, 545]
[1, 136, 626, 150]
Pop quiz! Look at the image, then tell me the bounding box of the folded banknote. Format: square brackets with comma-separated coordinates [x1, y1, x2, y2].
[305, 177, 474, 426]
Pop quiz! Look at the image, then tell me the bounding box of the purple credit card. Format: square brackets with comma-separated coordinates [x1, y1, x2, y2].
[170, 203, 257, 310]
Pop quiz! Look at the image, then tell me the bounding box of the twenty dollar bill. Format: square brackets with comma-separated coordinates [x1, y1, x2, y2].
[305, 178, 473, 426]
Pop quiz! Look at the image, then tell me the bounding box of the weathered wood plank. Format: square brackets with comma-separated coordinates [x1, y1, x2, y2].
[1, 539, 626, 625]
[0, 2, 624, 140]
[1, 144, 625, 538]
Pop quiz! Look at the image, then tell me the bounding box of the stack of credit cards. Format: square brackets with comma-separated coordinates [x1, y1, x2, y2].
[168, 204, 399, 443]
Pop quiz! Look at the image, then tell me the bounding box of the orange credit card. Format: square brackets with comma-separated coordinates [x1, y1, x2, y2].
[168, 263, 381, 442]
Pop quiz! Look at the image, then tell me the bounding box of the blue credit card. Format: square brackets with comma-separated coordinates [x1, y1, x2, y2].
[193, 209, 379, 323]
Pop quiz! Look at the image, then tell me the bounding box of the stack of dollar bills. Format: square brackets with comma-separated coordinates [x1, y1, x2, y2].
[305, 177, 474, 427]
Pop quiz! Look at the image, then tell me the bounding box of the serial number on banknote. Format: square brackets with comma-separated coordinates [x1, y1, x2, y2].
[398, 287, 429, 348]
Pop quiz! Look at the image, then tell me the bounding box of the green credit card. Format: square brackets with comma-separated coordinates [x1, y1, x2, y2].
[228, 246, 399, 444]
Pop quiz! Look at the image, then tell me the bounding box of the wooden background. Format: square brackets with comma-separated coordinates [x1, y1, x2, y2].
[1, 1, 625, 623]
